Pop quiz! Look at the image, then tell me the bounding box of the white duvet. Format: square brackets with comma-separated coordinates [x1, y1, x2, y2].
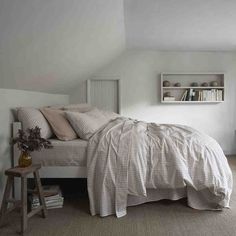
[87, 117, 233, 217]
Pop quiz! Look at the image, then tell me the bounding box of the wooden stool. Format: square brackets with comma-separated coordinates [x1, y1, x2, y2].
[0, 164, 47, 235]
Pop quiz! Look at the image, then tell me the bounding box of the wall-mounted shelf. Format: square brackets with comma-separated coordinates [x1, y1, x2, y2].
[161, 87, 224, 89]
[161, 73, 225, 104]
[162, 101, 224, 104]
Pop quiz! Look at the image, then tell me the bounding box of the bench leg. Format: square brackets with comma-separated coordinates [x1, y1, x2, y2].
[21, 177, 27, 234]
[0, 176, 13, 227]
[34, 170, 47, 218]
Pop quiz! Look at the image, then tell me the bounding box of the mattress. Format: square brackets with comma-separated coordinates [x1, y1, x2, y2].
[31, 139, 88, 166]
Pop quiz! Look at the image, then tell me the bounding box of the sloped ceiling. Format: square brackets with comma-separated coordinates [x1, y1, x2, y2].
[0, 0, 125, 93]
[124, 0, 236, 51]
[1, 0, 236, 94]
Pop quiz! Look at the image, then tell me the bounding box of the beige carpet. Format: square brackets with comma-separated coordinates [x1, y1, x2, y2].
[1, 157, 236, 236]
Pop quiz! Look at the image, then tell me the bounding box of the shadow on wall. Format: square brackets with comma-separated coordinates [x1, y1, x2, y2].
[11, 108, 18, 121]
[0, 110, 15, 204]
[70, 80, 87, 104]
[0, 134, 11, 199]
[123, 76, 162, 114]
[234, 131, 236, 154]
[119, 74, 164, 117]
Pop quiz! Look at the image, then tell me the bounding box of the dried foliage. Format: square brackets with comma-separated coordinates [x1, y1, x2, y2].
[11, 126, 53, 154]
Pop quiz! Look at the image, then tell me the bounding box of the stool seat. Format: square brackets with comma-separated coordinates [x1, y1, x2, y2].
[5, 164, 41, 177]
[0, 164, 47, 235]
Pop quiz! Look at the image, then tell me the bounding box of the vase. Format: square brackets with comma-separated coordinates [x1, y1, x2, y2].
[210, 81, 218, 87]
[163, 80, 171, 87]
[18, 152, 32, 167]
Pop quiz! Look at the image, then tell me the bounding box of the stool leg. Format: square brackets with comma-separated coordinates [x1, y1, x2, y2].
[0, 176, 13, 227]
[34, 170, 47, 218]
[21, 177, 27, 234]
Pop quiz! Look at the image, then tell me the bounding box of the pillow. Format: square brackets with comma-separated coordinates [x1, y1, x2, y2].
[17, 107, 53, 139]
[47, 104, 64, 110]
[40, 108, 77, 141]
[100, 110, 120, 120]
[65, 109, 110, 140]
[63, 103, 93, 113]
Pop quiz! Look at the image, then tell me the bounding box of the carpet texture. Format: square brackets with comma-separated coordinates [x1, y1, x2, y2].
[1, 157, 236, 236]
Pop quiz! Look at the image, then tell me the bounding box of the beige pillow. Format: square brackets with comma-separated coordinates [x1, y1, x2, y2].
[40, 108, 77, 141]
[18, 107, 53, 139]
[63, 103, 93, 113]
[65, 109, 110, 140]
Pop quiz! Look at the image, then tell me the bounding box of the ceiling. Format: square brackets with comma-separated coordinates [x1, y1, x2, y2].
[0, 0, 125, 93]
[124, 0, 236, 51]
[0, 0, 236, 94]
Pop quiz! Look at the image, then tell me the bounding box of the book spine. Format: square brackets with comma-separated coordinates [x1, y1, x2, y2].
[181, 90, 187, 101]
[189, 89, 193, 101]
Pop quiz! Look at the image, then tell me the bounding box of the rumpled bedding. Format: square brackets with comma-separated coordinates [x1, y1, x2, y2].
[87, 117, 233, 217]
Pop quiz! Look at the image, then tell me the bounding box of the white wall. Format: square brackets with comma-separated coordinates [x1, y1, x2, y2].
[124, 0, 236, 51]
[0, 0, 125, 93]
[0, 89, 69, 203]
[70, 50, 236, 154]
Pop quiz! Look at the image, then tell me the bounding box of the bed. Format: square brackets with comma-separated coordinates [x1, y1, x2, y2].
[12, 107, 233, 218]
[86, 117, 233, 217]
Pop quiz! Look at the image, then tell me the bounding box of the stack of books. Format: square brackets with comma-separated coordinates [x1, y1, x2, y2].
[30, 185, 64, 210]
[181, 89, 223, 101]
[163, 96, 176, 101]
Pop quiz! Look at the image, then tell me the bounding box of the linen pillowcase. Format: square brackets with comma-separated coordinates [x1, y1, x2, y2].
[63, 103, 93, 113]
[65, 109, 110, 140]
[40, 108, 77, 141]
[100, 110, 120, 120]
[17, 107, 53, 139]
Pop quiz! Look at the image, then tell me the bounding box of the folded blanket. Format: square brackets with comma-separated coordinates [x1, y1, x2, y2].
[87, 117, 233, 217]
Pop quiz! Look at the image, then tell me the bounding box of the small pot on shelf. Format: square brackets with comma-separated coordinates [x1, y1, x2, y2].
[18, 151, 32, 167]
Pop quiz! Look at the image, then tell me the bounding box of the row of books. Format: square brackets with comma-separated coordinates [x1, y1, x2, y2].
[30, 185, 64, 210]
[181, 89, 223, 101]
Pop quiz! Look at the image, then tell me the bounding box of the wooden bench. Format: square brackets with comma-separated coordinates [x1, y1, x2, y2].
[0, 164, 47, 235]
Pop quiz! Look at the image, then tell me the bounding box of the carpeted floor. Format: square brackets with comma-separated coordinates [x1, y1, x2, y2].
[1, 157, 236, 236]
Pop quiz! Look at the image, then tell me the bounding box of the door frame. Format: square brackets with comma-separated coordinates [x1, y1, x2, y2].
[86, 78, 121, 114]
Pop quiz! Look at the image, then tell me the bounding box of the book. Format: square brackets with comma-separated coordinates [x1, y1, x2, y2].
[32, 196, 64, 205]
[163, 96, 175, 101]
[31, 198, 64, 209]
[31, 194, 61, 203]
[198, 89, 223, 102]
[185, 89, 190, 101]
[181, 90, 188, 101]
[30, 185, 64, 210]
[192, 90, 199, 101]
[218, 90, 223, 101]
[188, 89, 193, 101]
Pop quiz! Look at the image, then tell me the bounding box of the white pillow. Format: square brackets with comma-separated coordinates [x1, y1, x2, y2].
[65, 109, 110, 140]
[17, 107, 53, 139]
[99, 110, 120, 120]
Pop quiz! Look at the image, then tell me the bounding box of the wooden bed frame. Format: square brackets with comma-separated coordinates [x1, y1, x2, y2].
[13, 122, 87, 199]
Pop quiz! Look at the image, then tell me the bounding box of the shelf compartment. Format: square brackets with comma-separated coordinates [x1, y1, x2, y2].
[163, 87, 224, 89]
[161, 72, 225, 103]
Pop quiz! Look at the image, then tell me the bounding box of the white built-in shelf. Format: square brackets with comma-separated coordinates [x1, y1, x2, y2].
[161, 72, 225, 104]
[161, 87, 224, 89]
[162, 101, 224, 104]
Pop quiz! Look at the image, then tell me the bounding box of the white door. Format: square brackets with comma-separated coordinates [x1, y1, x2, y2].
[87, 79, 120, 113]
